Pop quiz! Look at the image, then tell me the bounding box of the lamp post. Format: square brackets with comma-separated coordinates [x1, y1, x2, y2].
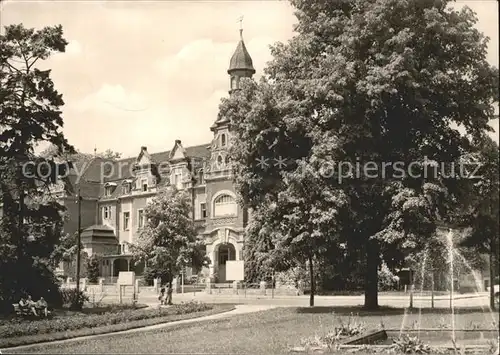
[75, 187, 82, 301]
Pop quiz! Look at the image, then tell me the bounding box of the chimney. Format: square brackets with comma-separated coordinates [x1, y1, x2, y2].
[175, 140, 181, 145]
[141, 146, 147, 151]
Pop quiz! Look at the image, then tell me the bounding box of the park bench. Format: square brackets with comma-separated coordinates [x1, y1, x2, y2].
[12, 303, 52, 318]
[12, 303, 31, 316]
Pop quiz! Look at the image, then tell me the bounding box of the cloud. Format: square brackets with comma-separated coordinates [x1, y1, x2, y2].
[66, 40, 82, 55]
[76, 84, 150, 113]
[49, 40, 83, 60]
[154, 35, 279, 103]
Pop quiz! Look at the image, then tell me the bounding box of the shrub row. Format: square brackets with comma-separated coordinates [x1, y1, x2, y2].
[0, 301, 210, 339]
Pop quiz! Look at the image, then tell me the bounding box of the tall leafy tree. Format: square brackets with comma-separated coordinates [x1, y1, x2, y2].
[457, 136, 499, 309]
[219, 0, 498, 308]
[0, 24, 74, 310]
[132, 187, 209, 295]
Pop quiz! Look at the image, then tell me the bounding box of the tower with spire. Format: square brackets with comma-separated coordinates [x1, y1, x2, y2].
[227, 19, 255, 94]
[205, 22, 255, 181]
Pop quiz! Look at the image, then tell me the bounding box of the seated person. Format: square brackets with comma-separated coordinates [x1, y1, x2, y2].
[26, 295, 38, 316]
[35, 297, 48, 317]
[18, 297, 30, 314]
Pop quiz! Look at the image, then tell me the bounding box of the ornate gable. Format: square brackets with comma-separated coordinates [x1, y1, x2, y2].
[136, 146, 153, 166]
[169, 139, 188, 163]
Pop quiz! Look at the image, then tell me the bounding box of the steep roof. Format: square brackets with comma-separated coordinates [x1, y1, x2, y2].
[102, 143, 211, 182]
[228, 30, 255, 74]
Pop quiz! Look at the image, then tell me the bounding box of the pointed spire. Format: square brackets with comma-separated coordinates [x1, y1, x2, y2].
[228, 16, 255, 75]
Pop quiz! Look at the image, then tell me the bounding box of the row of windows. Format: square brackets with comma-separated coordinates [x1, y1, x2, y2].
[103, 163, 234, 198]
[104, 180, 150, 197]
[102, 207, 145, 230]
[101, 194, 237, 227]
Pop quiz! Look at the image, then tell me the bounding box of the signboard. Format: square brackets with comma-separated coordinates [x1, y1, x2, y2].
[225, 260, 244, 281]
[117, 271, 135, 286]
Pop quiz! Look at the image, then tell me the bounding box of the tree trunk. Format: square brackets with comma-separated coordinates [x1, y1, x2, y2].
[364, 240, 379, 310]
[489, 239, 496, 310]
[308, 255, 315, 307]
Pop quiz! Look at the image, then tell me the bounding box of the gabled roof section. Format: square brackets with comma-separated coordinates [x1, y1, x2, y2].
[137, 146, 153, 165]
[102, 143, 211, 182]
[169, 140, 188, 162]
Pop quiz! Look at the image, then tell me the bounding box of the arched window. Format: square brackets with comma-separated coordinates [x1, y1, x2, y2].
[221, 133, 226, 147]
[213, 194, 237, 217]
[225, 156, 230, 165]
[217, 155, 223, 166]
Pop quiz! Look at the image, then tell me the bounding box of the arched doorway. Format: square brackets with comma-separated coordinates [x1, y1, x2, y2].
[216, 243, 236, 282]
[113, 259, 129, 277]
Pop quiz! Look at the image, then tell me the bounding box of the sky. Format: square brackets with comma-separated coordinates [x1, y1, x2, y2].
[1, 0, 498, 158]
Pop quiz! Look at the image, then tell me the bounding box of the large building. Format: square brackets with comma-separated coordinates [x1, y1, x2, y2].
[53, 28, 257, 283]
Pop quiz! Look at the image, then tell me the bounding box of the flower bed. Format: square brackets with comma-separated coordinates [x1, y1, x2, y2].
[0, 301, 213, 341]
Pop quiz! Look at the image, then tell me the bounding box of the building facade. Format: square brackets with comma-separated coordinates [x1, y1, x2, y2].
[53, 29, 256, 283]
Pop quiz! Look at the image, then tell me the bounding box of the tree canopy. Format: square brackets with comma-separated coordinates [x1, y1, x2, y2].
[0, 24, 74, 310]
[219, 0, 498, 308]
[132, 187, 209, 285]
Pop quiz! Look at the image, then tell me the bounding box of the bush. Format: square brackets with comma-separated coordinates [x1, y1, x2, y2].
[274, 266, 308, 289]
[378, 261, 399, 291]
[86, 255, 100, 284]
[391, 334, 431, 354]
[59, 289, 89, 310]
[0, 301, 212, 339]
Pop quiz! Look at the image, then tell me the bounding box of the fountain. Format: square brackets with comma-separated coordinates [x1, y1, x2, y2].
[343, 227, 499, 353]
[447, 229, 456, 344]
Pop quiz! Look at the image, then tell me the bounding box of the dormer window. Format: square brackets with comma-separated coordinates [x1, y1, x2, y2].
[141, 178, 148, 192]
[122, 182, 131, 195]
[103, 182, 117, 197]
[217, 155, 223, 166]
[221, 133, 226, 147]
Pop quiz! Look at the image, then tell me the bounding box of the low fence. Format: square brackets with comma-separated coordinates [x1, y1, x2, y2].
[205, 281, 300, 297]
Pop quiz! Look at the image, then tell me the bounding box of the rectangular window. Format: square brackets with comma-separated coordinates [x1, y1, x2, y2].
[123, 212, 130, 230]
[174, 173, 182, 189]
[103, 206, 110, 220]
[142, 179, 148, 192]
[138, 209, 144, 228]
[200, 203, 207, 218]
[104, 186, 112, 197]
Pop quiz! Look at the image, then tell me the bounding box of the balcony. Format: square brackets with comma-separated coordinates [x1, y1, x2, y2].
[210, 216, 237, 226]
[194, 219, 207, 229]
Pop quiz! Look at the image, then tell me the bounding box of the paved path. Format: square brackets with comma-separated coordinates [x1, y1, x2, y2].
[136, 292, 491, 309]
[1, 305, 276, 353]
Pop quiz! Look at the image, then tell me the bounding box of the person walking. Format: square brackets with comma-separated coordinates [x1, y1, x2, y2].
[158, 286, 166, 305]
[166, 284, 173, 305]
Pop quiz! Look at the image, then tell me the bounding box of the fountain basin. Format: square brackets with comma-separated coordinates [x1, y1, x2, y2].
[382, 329, 499, 346]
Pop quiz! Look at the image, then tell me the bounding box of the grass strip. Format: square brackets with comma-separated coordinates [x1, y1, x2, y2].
[0, 304, 234, 349]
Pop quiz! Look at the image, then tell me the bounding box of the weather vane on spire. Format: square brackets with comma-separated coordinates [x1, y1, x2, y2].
[237, 15, 244, 38]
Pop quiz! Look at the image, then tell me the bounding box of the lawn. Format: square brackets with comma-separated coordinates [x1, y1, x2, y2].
[6, 306, 498, 354]
[0, 302, 234, 349]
